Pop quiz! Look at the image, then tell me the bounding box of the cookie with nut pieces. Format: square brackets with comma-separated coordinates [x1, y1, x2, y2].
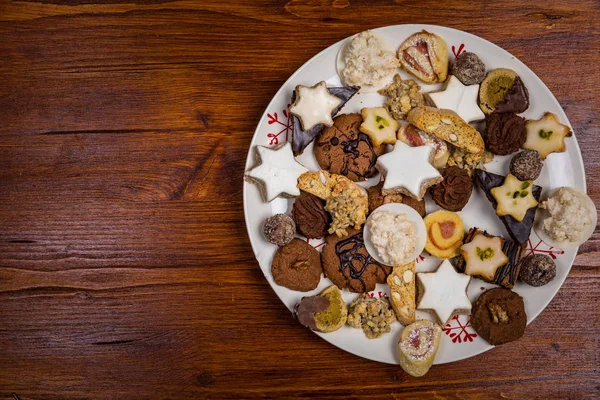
[386, 262, 416, 326]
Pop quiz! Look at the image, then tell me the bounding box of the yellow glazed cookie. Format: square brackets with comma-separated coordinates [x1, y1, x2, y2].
[360, 107, 398, 146]
[523, 112, 572, 159]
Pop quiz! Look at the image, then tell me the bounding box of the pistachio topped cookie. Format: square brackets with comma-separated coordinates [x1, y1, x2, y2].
[479, 68, 529, 115]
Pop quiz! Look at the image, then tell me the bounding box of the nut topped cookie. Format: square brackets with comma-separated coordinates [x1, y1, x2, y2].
[271, 238, 322, 292]
[471, 288, 527, 345]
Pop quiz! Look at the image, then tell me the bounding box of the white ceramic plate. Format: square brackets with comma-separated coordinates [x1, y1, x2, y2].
[243, 25, 585, 365]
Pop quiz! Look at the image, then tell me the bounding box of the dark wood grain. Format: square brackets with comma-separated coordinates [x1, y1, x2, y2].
[1, 1, 599, 399]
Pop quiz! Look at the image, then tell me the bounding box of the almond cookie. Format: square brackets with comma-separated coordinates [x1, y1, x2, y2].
[471, 288, 526, 345]
[387, 262, 416, 326]
[297, 170, 369, 237]
[315, 113, 386, 182]
[271, 238, 322, 292]
[407, 106, 485, 155]
[398, 30, 448, 83]
[321, 228, 391, 293]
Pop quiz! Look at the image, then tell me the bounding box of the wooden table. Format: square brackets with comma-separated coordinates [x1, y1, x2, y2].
[1, 1, 598, 398]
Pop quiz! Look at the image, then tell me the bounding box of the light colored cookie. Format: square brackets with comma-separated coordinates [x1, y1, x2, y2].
[245, 142, 308, 202]
[314, 285, 348, 332]
[398, 320, 442, 377]
[360, 107, 398, 146]
[297, 170, 368, 236]
[426, 75, 485, 123]
[523, 112, 572, 159]
[407, 106, 485, 155]
[386, 262, 416, 326]
[416, 259, 471, 325]
[289, 81, 342, 131]
[376, 142, 442, 201]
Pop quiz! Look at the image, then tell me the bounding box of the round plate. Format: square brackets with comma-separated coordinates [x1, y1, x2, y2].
[534, 187, 596, 249]
[243, 24, 585, 365]
[364, 203, 427, 266]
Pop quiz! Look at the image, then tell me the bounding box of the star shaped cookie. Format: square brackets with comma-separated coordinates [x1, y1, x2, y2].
[376, 142, 442, 200]
[246, 142, 308, 202]
[289, 81, 342, 131]
[417, 259, 472, 325]
[427, 76, 484, 123]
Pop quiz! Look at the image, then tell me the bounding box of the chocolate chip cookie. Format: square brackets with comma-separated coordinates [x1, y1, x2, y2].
[315, 113, 385, 182]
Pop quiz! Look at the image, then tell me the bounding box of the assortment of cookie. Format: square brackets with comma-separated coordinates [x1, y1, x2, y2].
[245, 29, 596, 377]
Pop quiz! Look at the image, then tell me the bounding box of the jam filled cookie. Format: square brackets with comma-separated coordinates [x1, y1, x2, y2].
[315, 113, 386, 182]
[423, 210, 465, 259]
[398, 30, 448, 83]
[398, 320, 442, 377]
[471, 288, 527, 345]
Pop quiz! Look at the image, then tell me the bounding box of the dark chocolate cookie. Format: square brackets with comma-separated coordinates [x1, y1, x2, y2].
[518, 254, 556, 287]
[321, 228, 391, 293]
[484, 112, 526, 156]
[471, 288, 527, 345]
[292, 192, 329, 239]
[315, 113, 385, 182]
[430, 166, 472, 211]
[271, 238, 322, 292]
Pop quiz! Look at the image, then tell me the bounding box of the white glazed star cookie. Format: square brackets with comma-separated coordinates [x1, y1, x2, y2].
[427, 76, 485, 123]
[289, 81, 342, 131]
[245, 142, 308, 202]
[376, 142, 442, 200]
[416, 259, 471, 325]
[523, 112, 572, 159]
